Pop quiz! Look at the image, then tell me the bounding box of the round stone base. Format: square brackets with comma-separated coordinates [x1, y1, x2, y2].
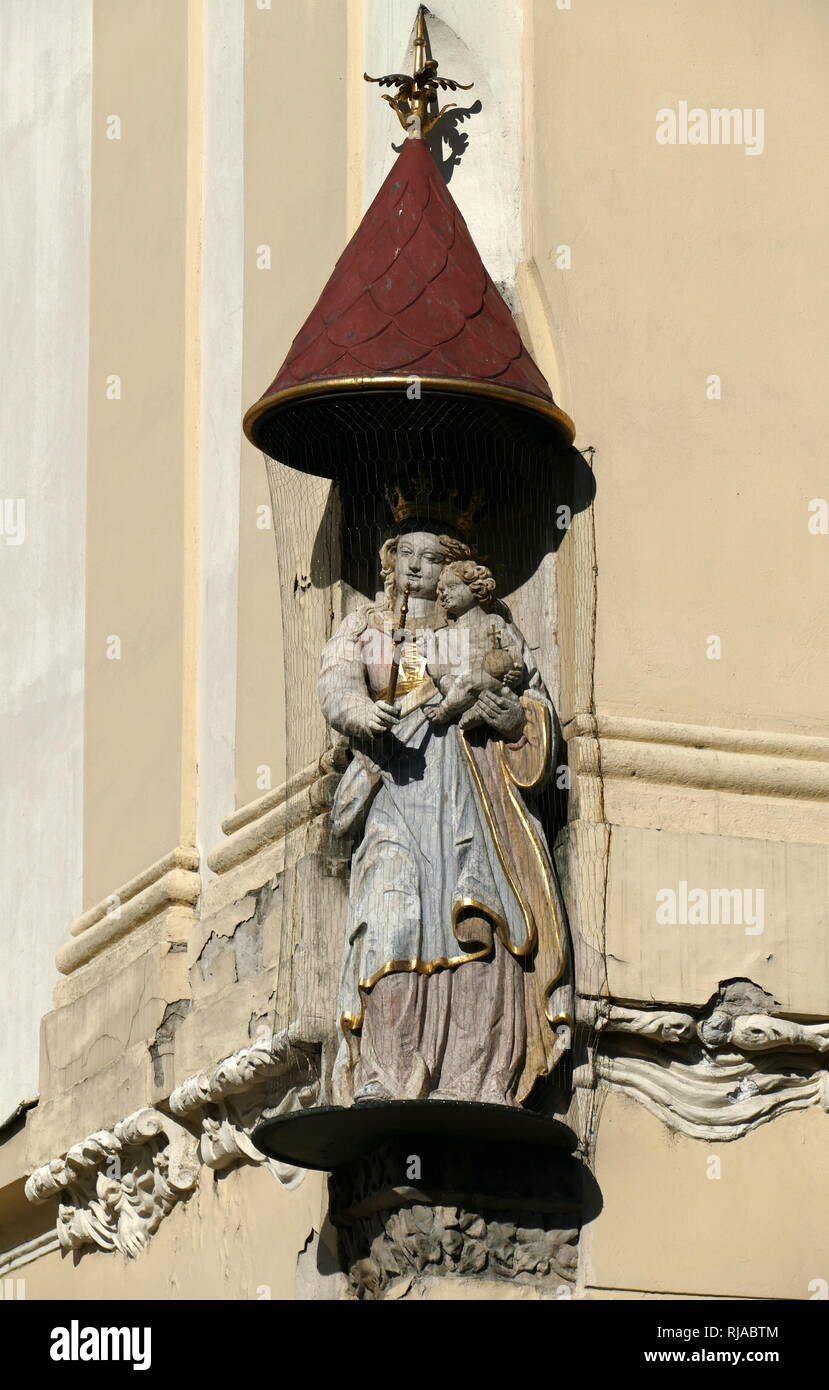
[252, 1099, 576, 1171]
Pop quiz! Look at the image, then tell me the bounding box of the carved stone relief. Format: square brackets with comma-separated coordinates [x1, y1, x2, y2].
[25, 1109, 200, 1259]
[169, 1030, 318, 1190]
[329, 1137, 583, 1301]
[584, 981, 829, 1141]
[26, 1033, 316, 1257]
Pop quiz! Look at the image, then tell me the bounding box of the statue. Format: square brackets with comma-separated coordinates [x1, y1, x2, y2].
[425, 559, 525, 728]
[317, 506, 573, 1111]
[245, 9, 584, 1279]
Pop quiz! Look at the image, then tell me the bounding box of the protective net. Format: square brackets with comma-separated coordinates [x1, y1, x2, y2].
[251, 408, 579, 1151]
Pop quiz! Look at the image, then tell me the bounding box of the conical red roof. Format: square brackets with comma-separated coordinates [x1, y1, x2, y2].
[244, 139, 574, 447]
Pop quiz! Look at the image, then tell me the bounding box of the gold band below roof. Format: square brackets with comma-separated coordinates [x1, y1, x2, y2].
[243, 375, 576, 447]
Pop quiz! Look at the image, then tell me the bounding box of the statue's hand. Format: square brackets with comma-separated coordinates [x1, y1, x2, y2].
[356, 699, 401, 737]
[424, 702, 450, 725]
[477, 687, 524, 740]
[502, 662, 524, 691]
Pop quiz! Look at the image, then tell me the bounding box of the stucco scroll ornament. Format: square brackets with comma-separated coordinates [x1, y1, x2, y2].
[24, 1038, 314, 1262]
[25, 1109, 199, 1259]
[317, 521, 573, 1108]
[170, 1030, 314, 1190]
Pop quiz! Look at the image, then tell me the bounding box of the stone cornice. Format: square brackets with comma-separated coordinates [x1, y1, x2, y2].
[590, 1000, 829, 1053]
[567, 714, 829, 762]
[69, 846, 201, 937]
[580, 990, 829, 1142]
[220, 759, 320, 836]
[207, 772, 340, 874]
[58, 847, 200, 975]
[565, 714, 829, 802]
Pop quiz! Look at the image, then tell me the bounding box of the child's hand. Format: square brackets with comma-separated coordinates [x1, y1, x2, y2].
[503, 662, 524, 691]
[478, 688, 525, 740]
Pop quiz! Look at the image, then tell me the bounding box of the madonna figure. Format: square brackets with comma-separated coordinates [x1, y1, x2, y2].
[317, 508, 572, 1110]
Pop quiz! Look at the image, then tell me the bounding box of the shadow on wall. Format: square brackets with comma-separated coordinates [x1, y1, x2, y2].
[310, 445, 597, 602]
[387, 6, 483, 183]
[391, 99, 484, 180]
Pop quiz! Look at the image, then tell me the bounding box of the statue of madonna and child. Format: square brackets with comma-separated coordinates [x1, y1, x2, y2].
[317, 497, 573, 1114]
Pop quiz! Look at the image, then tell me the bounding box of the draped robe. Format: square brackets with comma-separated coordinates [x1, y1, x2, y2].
[317, 605, 572, 1107]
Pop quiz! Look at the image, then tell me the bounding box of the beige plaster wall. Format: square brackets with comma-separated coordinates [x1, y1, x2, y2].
[83, 0, 189, 904]
[604, 823, 829, 1012]
[530, 0, 829, 738]
[236, 0, 349, 809]
[0, 0, 91, 1124]
[585, 1092, 829, 1300]
[17, 1163, 329, 1302]
[529, 0, 829, 1029]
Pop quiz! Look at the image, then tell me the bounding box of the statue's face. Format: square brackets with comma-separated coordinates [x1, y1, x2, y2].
[437, 571, 475, 618]
[394, 531, 447, 601]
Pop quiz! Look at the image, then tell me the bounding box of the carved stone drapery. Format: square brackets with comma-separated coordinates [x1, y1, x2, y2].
[583, 983, 829, 1141]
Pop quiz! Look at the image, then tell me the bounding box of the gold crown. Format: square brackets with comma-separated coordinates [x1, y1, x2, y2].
[385, 476, 484, 541]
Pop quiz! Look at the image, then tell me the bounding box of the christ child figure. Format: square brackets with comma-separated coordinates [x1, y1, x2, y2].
[425, 560, 524, 728]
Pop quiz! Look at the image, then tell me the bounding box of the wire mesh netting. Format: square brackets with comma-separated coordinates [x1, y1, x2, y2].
[252, 409, 588, 1139]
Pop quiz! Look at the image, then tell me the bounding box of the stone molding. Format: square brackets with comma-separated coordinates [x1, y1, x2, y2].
[565, 714, 829, 803]
[597, 1002, 829, 1053]
[207, 772, 340, 875]
[0, 1229, 61, 1275]
[220, 758, 320, 836]
[25, 1035, 312, 1259]
[58, 845, 200, 975]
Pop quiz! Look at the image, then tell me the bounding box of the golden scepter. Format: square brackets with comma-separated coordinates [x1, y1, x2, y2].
[386, 584, 411, 706]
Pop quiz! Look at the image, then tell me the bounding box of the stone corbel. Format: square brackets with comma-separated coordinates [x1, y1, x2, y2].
[24, 1109, 200, 1259]
[169, 1031, 319, 1190]
[594, 1004, 697, 1044]
[25, 1035, 320, 1259]
[592, 998, 829, 1052]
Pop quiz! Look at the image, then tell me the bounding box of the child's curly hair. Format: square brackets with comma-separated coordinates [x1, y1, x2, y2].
[437, 559, 496, 607]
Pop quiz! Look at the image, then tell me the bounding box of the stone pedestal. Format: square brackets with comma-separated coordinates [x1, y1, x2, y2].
[329, 1136, 586, 1301]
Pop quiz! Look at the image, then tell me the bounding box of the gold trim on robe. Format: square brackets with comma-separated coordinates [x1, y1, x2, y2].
[341, 696, 572, 1093]
[461, 699, 572, 1092]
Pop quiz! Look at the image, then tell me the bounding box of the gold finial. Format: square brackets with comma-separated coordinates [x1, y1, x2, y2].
[364, 5, 473, 139]
[413, 4, 428, 78]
